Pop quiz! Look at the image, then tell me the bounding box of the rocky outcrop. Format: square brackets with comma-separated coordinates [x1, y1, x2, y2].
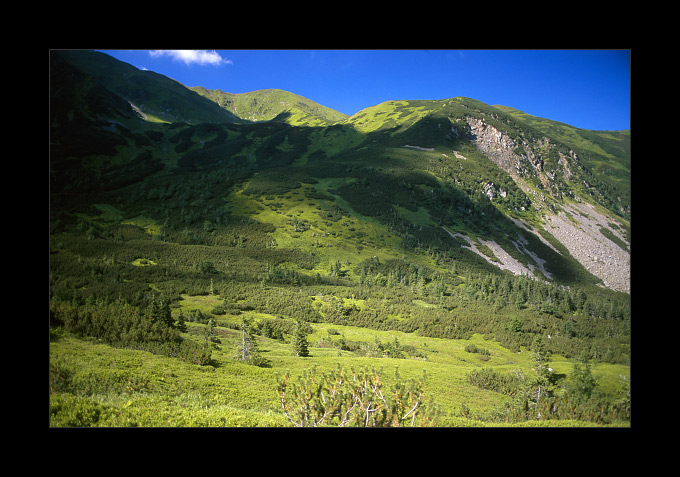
[463, 115, 630, 294]
[465, 116, 521, 175]
[465, 116, 578, 182]
[482, 181, 507, 200]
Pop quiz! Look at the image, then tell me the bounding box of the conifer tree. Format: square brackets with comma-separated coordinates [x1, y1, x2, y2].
[294, 319, 309, 357]
[149, 294, 174, 329]
[530, 335, 552, 419]
[235, 317, 263, 365]
[566, 351, 597, 401]
[204, 318, 219, 345]
[176, 310, 187, 332]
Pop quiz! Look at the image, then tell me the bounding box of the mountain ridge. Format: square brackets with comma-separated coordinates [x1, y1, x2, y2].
[189, 86, 349, 126]
[51, 49, 244, 125]
[50, 50, 630, 294]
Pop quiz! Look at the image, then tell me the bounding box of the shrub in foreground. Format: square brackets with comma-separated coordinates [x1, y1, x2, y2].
[276, 364, 438, 427]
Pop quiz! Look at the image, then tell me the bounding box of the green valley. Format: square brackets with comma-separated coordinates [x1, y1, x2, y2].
[49, 50, 631, 427]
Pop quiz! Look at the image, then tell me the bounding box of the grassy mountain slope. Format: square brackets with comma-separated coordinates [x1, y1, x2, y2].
[190, 87, 348, 126]
[49, 50, 631, 427]
[52, 50, 243, 125]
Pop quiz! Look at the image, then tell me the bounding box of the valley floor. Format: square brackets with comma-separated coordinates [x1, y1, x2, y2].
[49, 296, 631, 428]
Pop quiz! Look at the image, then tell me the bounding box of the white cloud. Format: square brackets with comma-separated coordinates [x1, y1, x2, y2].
[149, 50, 232, 66]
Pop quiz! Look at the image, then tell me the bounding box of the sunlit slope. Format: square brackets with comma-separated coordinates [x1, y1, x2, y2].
[190, 87, 348, 126]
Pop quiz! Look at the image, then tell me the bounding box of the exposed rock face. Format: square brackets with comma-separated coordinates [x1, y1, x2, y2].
[442, 227, 552, 280]
[465, 116, 520, 175]
[465, 116, 575, 181]
[463, 116, 630, 294]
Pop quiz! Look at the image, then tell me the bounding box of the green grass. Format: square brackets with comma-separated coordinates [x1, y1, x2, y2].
[121, 215, 163, 237]
[50, 163, 630, 426]
[229, 179, 414, 280]
[131, 258, 157, 266]
[50, 65, 631, 428]
[50, 312, 630, 427]
[189, 87, 348, 127]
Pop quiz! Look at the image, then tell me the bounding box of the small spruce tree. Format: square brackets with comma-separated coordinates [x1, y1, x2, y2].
[149, 294, 174, 329]
[203, 318, 219, 345]
[566, 351, 597, 401]
[235, 317, 267, 366]
[294, 319, 309, 357]
[176, 310, 187, 332]
[530, 335, 552, 419]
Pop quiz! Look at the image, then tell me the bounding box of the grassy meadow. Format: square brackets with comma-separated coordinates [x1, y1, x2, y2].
[50, 287, 630, 427]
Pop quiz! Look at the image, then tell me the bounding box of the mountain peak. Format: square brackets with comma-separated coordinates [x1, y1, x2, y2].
[189, 87, 348, 126]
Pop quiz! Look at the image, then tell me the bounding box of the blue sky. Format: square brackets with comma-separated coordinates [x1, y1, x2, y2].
[98, 49, 630, 131]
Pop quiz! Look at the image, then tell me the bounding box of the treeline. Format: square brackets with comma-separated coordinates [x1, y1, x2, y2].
[466, 359, 630, 425]
[50, 297, 212, 366]
[353, 255, 629, 323]
[312, 289, 629, 365]
[301, 255, 630, 364]
[324, 148, 590, 286]
[50, 215, 630, 366]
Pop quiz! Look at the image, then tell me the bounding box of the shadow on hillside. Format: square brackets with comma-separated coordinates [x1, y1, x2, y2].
[50, 100, 595, 289]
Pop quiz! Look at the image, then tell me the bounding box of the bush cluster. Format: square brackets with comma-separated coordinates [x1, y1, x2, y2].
[50, 299, 211, 366]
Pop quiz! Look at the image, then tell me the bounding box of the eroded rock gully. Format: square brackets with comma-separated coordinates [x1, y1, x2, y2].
[462, 116, 630, 293]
